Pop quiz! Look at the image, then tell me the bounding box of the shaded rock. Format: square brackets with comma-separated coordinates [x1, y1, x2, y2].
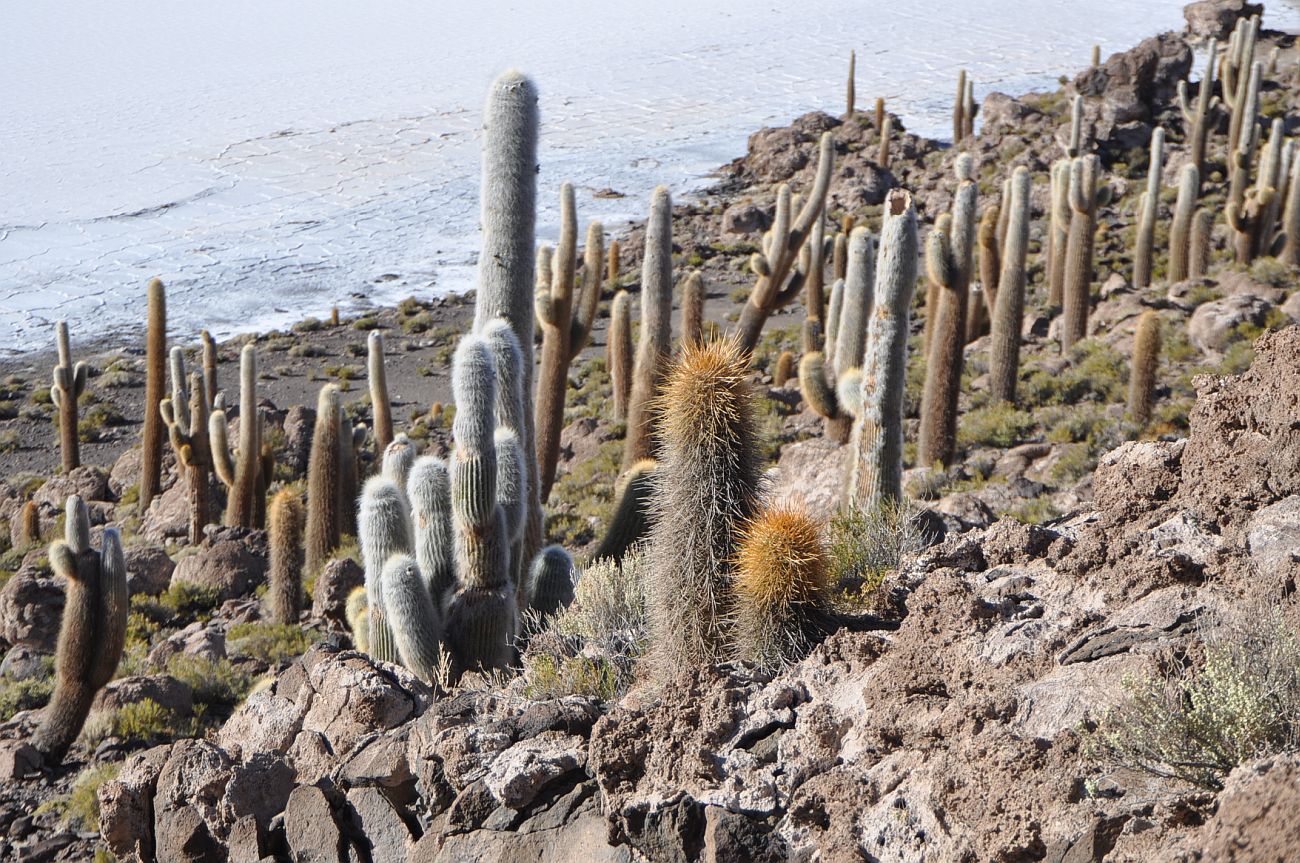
[0, 569, 63, 653]
[1188, 294, 1271, 354]
[283, 785, 342, 863]
[33, 466, 111, 508]
[171, 538, 267, 600]
[0, 743, 41, 779]
[703, 806, 786, 863]
[141, 480, 192, 542]
[1184, 0, 1263, 38]
[769, 436, 849, 522]
[99, 744, 173, 863]
[312, 557, 364, 629]
[720, 201, 770, 235]
[346, 787, 414, 861]
[1246, 495, 1300, 576]
[124, 545, 175, 596]
[220, 753, 296, 836]
[93, 674, 194, 717]
[1073, 32, 1192, 129]
[281, 405, 316, 478]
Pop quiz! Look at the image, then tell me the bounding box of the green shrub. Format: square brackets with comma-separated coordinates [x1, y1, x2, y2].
[959, 403, 1038, 449]
[34, 763, 120, 832]
[166, 655, 254, 707]
[227, 622, 319, 666]
[0, 672, 54, 721]
[522, 653, 620, 701]
[828, 501, 929, 605]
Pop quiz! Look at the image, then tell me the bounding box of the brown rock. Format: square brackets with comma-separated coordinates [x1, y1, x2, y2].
[99, 744, 174, 863]
[1184, 0, 1263, 39]
[124, 545, 176, 596]
[0, 567, 63, 652]
[33, 465, 112, 508]
[283, 785, 342, 863]
[312, 557, 364, 629]
[1188, 294, 1272, 354]
[171, 538, 267, 600]
[93, 674, 194, 717]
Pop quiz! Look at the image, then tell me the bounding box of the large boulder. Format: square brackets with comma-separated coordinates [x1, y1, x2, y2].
[123, 545, 175, 596]
[33, 466, 112, 508]
[1074, 32, 1193, 131]
[1188, 294, 1272, 354]
[1184, 0, 1263, 39]
[0, 565, 62, 652]
[170, 538, 267, 600]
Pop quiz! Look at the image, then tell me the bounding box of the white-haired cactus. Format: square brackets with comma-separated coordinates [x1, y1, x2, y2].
[847, 189, 918, 511]
[732, 133, 834, 353]
[51, 321, 88, 473]
[1133, 127, 1165, 289]
[622, 186, 675, 472]
[382, 433, 417, 490]
[494, 428, 527, 555]
[918, 153, 977, 468]
[160, 356, 212, 544]
[305, 384, 343, 576]
[368, 331, 394, 452]
[408, 456, 455, 603]
[32, 497, 128, 763]
[526, 545, 576, 618]
[210, 343, 263, 528]
[989, 167, 1032, 404]
[381, 554, 443, 682]
[1061, 155, 1111, 350]
[141, 278, 167, 512]
[359, 475, 413, 666]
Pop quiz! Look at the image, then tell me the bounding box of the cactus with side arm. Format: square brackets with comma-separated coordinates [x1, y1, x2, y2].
[51, 322, 88, 473]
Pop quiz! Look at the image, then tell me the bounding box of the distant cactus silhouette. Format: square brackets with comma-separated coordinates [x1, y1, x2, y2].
[623, 186, 675, 471]
[141, 278, 167, 512]
[51, 321, 88, 473]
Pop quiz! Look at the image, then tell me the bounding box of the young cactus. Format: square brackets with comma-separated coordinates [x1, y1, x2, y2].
[847, 189, 919, 512]
[609, 290, 633, 421]
[368, 331, 394, 452]
[51, 321, 88, 473]
[1168, 163, 1200, 283]
[382, 554, 443, 682]
[681, 271, 706, 349]
[267, 490, 304, 625]
[13, 501, 40, 550]
[346, 586, 370, 652]
[918, 154, 977, 468]
[443, 336, 518, 678]
[160, 359, 213, 545]
[210, 343, 263, 528]
[1127, 311, 1162, 428]
[382, 433, 417, 489]
[952, 69, 968, 143]
[732, 133, 835, 353]
[592, 459, 657, 563]
[773, 351, 795, 387]
[1178, 39, 1221, 178]
[1061, 155, 1110, 350]
[32, 497, 128, 763]
[1133, 127, 1165, 289]
[878, 115, 893, 169]
[1190, 208, 1215, 278]
[988, 167, 1032, 404]
[731, 505, 833, 670]
[141, 278, 167, 512]
[622, 186, 675, 471]
[646, 339, 762, 672]
[359, 475, 414, 666]
[525, 545, 576, 618]
[305, 384, 343, 576]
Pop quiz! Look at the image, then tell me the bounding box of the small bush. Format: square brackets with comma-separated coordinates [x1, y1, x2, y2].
[828, 501, 929, 605]
[227, 622, 319, 666]
[0, 673, 54, 721]
[166, 655, 254, 707]
[551, 553, 647, 653]
[34, 763, 120, 832]
[1089, 606, 1300, 790]
[959, 403, 1037, 449]
[522, 652, 620, 701]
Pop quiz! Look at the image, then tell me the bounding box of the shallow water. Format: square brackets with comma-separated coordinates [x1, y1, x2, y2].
[3, 1, 1298, 356]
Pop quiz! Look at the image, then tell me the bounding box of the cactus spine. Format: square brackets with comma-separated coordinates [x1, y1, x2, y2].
[733, 133, 834, 353]
[268, 490, 304, 625]
[622, 186, 674, 471]
[141, 278, 167, 512]
[1127, 311, 1162, 428]
[989, 167, 1032, 404]
[1178, 39, 1221, 179]
[681, 271, 705, 349]
[368, 331, 393, 453]
[918, 154, 977, 468]
[1133, 127, 1165, 289]
[731, 505, 832, 670]
[609, 291, 633, 421]
[646, 339, 761, 671]
[847, 190, 918, 511]
[1061, 155, 1109, 350]
[305, 384, 343, 576]
[346, 586, 369, 652]
[525, 545, 575, 617]
[1168, 163, 1200, 283]
[51, 321, 87, 473]
[32, 497, 127, 763]
[160, 358, 212, 545]
[210, 343, 262, 528]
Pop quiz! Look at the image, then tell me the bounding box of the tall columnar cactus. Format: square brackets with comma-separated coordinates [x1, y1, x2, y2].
[1178, 39, 1221, 178]
[732, 133, 834, 353]
[13, 501, 40, 550]
[200, 329, 219, 410]
[1226, 62, 1262, 253]
[210, 344, 262, 528]
[382, 554, 442, 682]
[878, 116, 892, 169]
[1133, 127, 1165, 289]
[472, 69, 542, 587]
[32, 496, 127, 764]
[988, 167, 1032, 404]
[874, 97, 885, 133]
[337, 410, 360, 536]
[773, 351, 795, 387]
[1281, 153, 1300, 266]
[592, 458, 657, 563]
[968, 203, 1000, 343]
[160, 358, 212, 545]
[526, 545, 576, 618]
[918, 154, 977, 468]
[681, 271, 705, 349]
[1223, 17, 1260, 164]
[305, 384, 343, 576]
[494, 428, 526, 570]
[1047, 159, 1072, 308]
[832, 231, 848, 282]
[1190, 208, 1214, 278]
[952, 69, 968, 143]
[921, 213, 949, 356]
[368, 331, 393, 452]
[962, 76, 975, 139]
[731, 505, 832, 670]
[536, 183, 604, 501]
[802, 210, 827, 326]
[622, 186, 674, 472]
[646, 339, 761, 671]
[443, 336, 518, 677]
[1063, 94, 1085, 158]
[51, 321, 87, 473]
[141, 278, 167, 512]
[607, 239, 620, 291]
[1127, 311, 1162, 428]
[409, 456, 455, 603]
[799, 227, 875, 444]
[359, 475, 413, 666]
[1168, 163, 1200, 283]
[267, 490, 304, 625]
[608, 290, 633, 422]
[846, 49, 856, 117]
[1061, 155, 1110, 351]
[846, 189, 918, 512]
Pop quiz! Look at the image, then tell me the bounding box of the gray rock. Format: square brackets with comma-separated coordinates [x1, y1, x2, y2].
[1247, 495, 1300, 576]
[1184, 0, 1263, 39]
[148, 621, 227, 667]
[1282, 290, 1300, 323]
[171, 538, 267, 600]
[99, 744, 174, 863]
[0, 743, 42, 779]
[124, 546, 176, 596]
[768, 436, 850, 523]
[484, 733, 586, 810]
[155, 803, 223, 863]
[284, 785, 342, 863]
[33, 466, 112, 508]
[220, 753, 296, 834]
[346, 787, 414, 861]
[0, 568, 63, 652]
[93, 675, 194, 717]
[0, 646, 48, 680]
[1188, 294, 1272, 354]
[703, 806, 787, 863]
[720, 202, 769, 235]
[141, 480, 193, 542]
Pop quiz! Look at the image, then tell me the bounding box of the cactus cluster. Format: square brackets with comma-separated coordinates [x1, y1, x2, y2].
[51, 321, 88, 474]
[32, 496, 128, 763]
[160, 350, 213, 544]
[210, 344, 266, 529]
